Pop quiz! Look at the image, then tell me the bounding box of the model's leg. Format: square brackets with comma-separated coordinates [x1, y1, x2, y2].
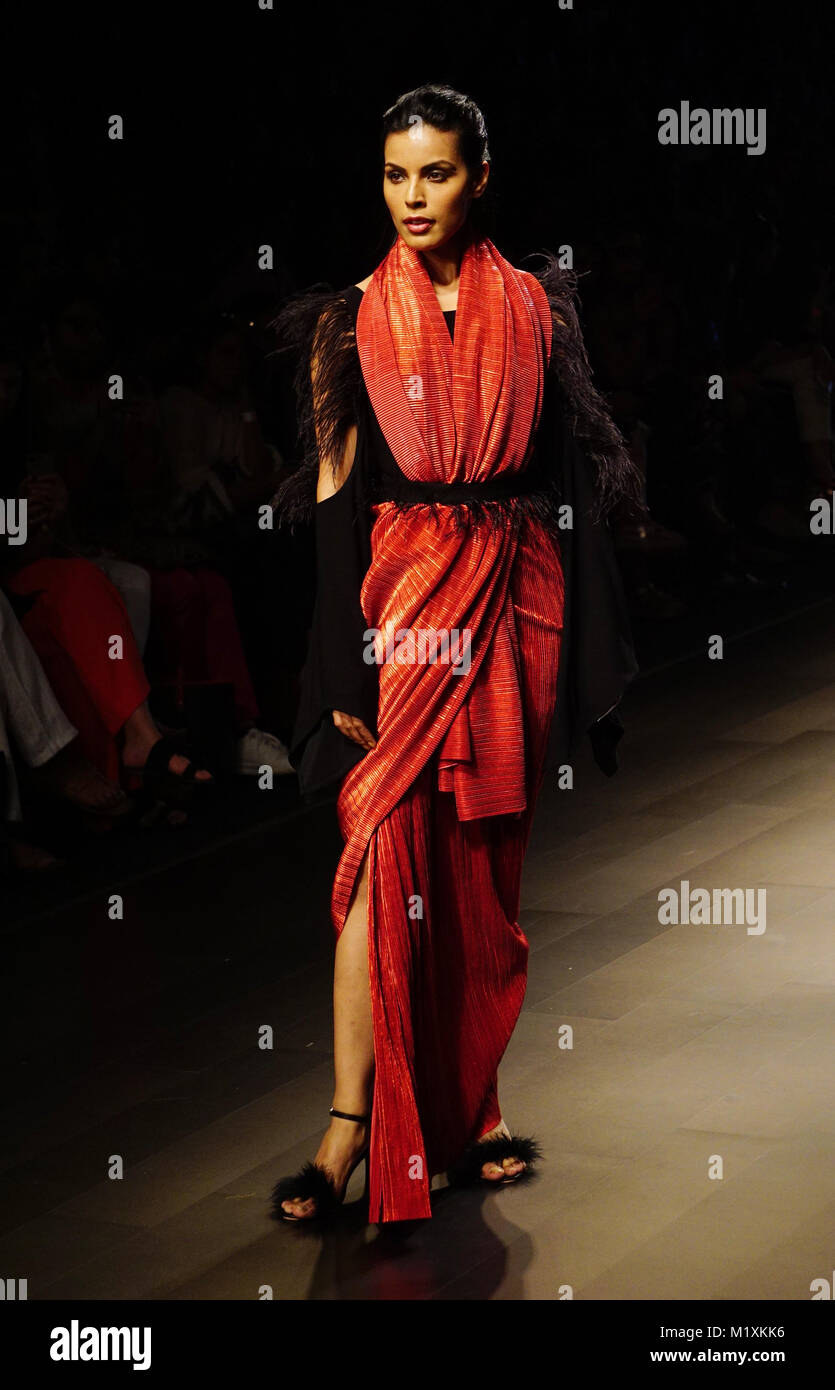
[279, 845, 373, 1218]
[332, 844, 374, 1113]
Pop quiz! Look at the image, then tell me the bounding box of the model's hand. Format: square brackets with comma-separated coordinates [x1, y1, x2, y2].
[332, 710, 377, 751]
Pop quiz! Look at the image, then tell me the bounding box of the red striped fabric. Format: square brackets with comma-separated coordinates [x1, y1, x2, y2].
[355, 224, 553, 485]
[329, 230, 565, 1222]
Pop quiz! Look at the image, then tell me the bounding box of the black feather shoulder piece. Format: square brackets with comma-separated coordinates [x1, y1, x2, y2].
[267, 285, 361, 529]
[524, 249, 643, 523]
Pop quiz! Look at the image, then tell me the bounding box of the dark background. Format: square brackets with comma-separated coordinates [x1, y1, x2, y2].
[3, 4, 832, 364]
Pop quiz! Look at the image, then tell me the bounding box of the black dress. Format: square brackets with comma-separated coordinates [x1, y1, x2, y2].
[289, 282, 638, 803]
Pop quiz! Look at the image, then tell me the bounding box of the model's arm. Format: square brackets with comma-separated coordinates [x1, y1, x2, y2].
[316, 422, 358, 501]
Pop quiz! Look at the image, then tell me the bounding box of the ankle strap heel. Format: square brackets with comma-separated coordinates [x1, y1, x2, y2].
[270, 1108, 372, 1224]
[329, 1106, 371, 1123]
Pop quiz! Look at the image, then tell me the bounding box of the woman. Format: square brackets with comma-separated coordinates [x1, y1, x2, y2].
[270, 85, 641, 1226]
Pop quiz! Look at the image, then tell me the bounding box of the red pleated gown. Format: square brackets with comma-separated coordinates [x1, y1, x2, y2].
[330, 286, 565, 1219]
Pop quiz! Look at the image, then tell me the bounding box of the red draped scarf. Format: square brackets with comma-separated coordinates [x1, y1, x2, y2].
[355, 224, 553, 487]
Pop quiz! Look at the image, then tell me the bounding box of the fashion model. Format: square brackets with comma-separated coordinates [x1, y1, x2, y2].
[269, 84, 641, 1226]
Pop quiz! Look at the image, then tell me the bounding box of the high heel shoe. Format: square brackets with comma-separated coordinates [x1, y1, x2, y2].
[270, 1106, 371, 1224]
[446, 1130, 542, 1189]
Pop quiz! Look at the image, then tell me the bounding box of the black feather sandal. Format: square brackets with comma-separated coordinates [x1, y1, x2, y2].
[447, 1132, 543, 1188]
[270, 1106, 371, 1224]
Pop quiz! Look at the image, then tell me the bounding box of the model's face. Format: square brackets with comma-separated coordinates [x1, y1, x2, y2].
[383, 124, 488, 252]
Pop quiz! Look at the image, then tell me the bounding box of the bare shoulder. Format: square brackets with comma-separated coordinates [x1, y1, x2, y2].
[354, 274, 373, 293]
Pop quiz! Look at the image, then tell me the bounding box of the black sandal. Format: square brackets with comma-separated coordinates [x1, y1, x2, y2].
[270, 1106, 371, 1225]
[447, 1132, 542, 1188]
[124, 733, 215, 807]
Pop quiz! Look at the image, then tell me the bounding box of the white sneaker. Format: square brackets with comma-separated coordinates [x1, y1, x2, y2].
[235, 728, 295, 776]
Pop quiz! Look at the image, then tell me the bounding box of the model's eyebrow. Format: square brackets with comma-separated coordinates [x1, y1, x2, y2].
[384, 159, 457, 172]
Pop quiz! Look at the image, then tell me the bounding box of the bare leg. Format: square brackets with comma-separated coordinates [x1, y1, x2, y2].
[332, 845, 374, 1114]
[280, 845, 374, 1217]
[278, 840, 526, 1213]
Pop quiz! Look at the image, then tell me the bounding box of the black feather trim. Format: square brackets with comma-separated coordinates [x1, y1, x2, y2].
[522, 249, 644, 523]
[446, 1133, 543, 1187]
[270, 1159, 343, 1222]
[360, 488, 569, 545]
[266, 286, 363, 530]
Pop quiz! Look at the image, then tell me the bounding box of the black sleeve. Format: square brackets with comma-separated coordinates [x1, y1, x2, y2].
[268, 285, 380, 802]
[526, 255, 641, 779]
[288, 454, 380, 803]
[543, 414, 639, 780]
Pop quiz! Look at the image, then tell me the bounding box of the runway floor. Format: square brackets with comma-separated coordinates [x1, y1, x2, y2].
[2, 598, 834, 1301]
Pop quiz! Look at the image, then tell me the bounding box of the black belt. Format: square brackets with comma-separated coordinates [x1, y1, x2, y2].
[374, 467, 541, 505]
